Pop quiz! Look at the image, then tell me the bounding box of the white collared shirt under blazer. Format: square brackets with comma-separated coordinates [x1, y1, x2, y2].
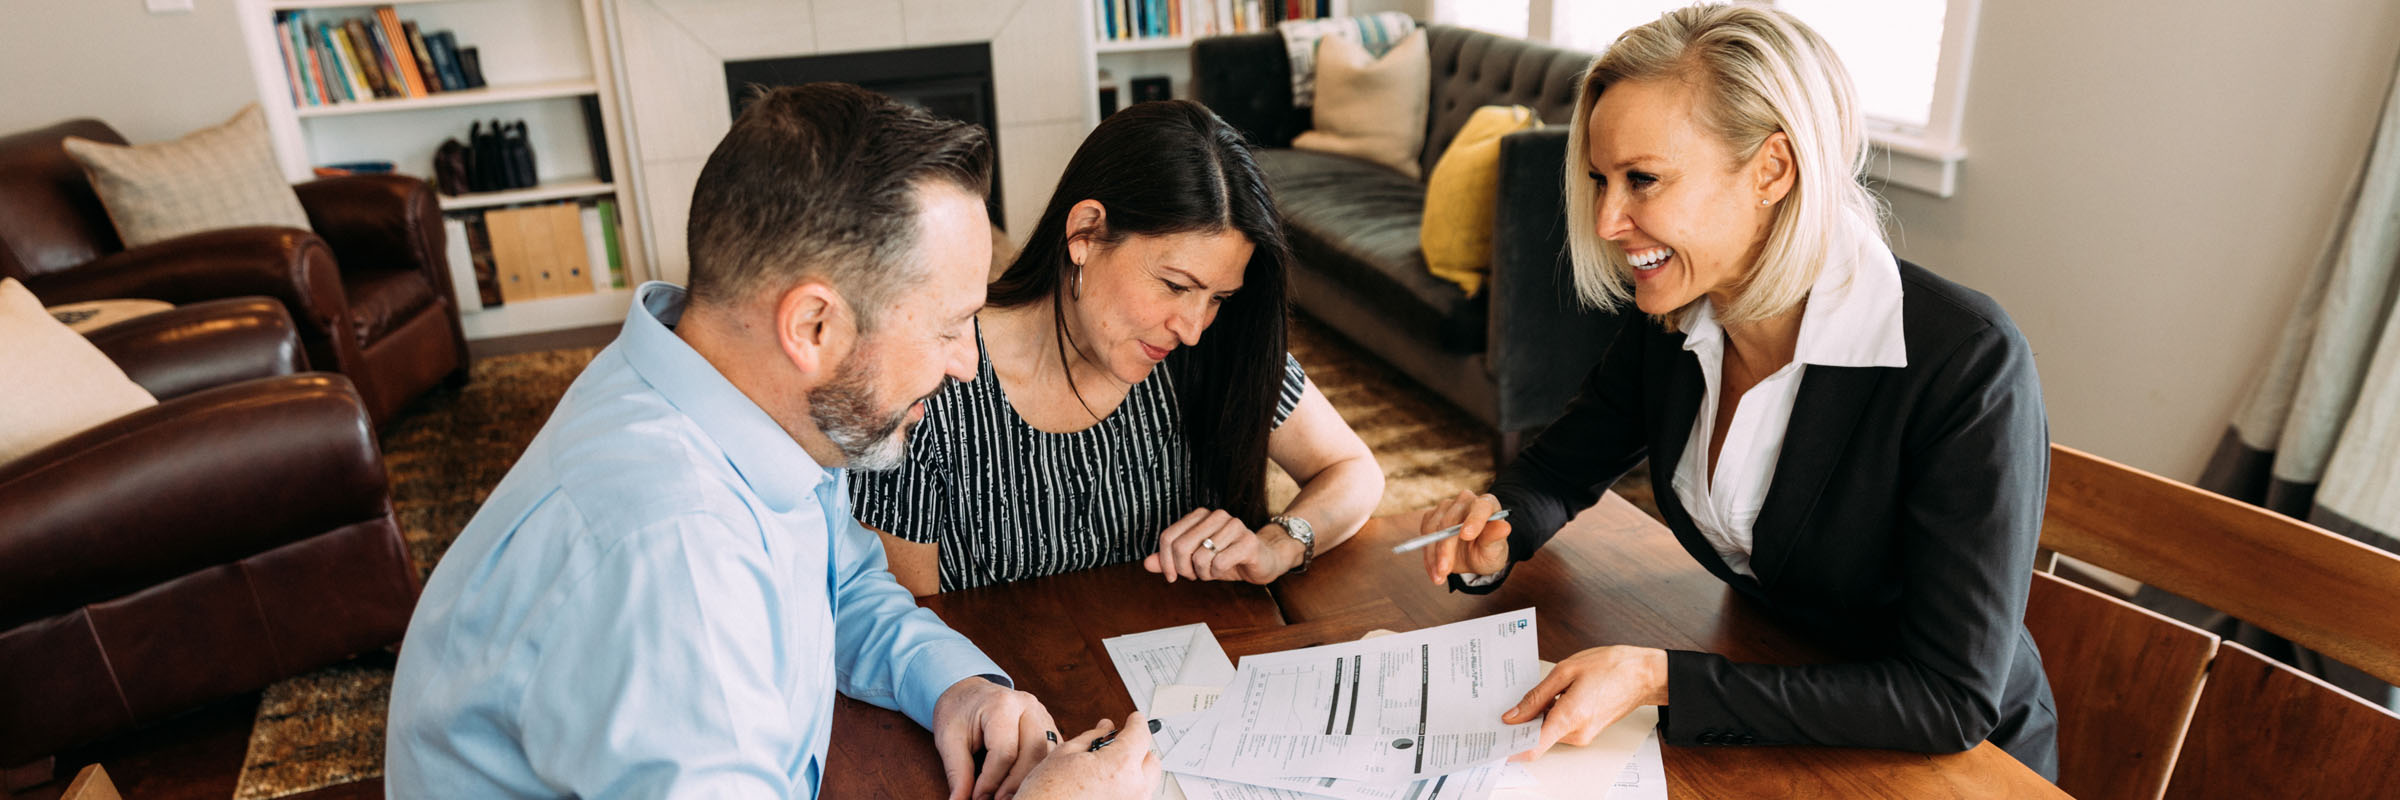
[1671, 225, 1908, 578]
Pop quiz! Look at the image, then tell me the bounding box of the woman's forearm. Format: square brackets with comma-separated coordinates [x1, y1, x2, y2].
[1276, 453, 1383, 556]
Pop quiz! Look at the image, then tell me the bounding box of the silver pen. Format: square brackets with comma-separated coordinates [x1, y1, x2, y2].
[1389, 509, 1511, 554]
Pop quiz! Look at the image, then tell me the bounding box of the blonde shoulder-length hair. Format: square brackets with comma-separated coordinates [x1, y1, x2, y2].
[1563, 2, 1884, 329]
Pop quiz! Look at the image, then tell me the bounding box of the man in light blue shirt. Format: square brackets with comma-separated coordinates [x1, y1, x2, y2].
[386, 85, 1157, 800]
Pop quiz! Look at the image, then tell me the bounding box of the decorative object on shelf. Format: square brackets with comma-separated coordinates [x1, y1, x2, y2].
[503, 121, 536, 189]
[1130, 75, 1172, 104]
[434, 138, 470, 195]
[312, 161, 395, 178]
[1098, 85, 1120, 118]
[460, 120, 538, 194]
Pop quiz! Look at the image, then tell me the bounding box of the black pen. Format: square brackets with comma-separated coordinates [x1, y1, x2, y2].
[1088, 727, 1122, 752]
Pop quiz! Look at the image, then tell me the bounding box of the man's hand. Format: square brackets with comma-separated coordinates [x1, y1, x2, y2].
[931, 677, 1060, 800]
[1014, 714, 1162, 800]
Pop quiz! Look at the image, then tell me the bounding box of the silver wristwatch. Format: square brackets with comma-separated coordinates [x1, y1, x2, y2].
[1270, 514, 1315, 574]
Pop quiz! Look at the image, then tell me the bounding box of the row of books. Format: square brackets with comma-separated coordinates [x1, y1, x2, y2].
[1096, 0, 1342, 40]
[273, 7, 489, 107]
[442, 199, 626, 312]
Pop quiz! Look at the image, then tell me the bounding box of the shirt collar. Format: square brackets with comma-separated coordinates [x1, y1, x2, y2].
[617, 281, 830, 512]
[1680, 223, 1908, 369]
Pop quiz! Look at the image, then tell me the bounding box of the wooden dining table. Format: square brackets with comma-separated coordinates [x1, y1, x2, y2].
[826, 492, 2067, 799]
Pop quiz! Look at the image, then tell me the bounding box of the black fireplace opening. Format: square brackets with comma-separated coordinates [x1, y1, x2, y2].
[725, 43, 1005, 227]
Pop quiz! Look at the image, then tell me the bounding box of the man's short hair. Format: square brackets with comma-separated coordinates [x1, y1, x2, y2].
[686, 83, 992, 328]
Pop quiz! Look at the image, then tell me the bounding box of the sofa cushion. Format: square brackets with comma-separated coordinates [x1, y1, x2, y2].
[1258, 148, 1485, 353]
[1292, 29, 1431, 179]
[60, 105, 311, 250]
[0, 277, 158, 465]
[1423, 105, 1540, 296]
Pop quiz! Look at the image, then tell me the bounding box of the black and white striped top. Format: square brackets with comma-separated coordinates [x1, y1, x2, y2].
[852, 324, 1307, 591]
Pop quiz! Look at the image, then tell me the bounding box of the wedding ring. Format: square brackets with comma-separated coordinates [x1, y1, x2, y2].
[1202, 537, 1218, 552]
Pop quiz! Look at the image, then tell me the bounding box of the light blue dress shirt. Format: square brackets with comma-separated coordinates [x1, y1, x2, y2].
[386, 282, 1007, 799]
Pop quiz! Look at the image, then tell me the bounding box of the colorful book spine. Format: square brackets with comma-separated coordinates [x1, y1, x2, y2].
[425, 31, 464, 91]
[403, 21, 442, 94]
[339, 20, 385, 98]
[376, 7, 427, 97]
[322, 22, 368, 102]
[275, 15, 305, 106]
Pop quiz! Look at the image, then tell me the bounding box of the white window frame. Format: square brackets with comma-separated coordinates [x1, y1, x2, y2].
[1518, 0, 1978, 197]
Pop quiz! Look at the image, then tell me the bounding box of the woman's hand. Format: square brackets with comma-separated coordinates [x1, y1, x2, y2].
[1420, 490, 1513, 584]
[1505, 646, 1670, 762]
[1143, 508, 1297, 584]
[1013, 714, 1162, 800]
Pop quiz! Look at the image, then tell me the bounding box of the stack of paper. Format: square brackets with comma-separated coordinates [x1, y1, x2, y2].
[1106, 610, 1657, 800]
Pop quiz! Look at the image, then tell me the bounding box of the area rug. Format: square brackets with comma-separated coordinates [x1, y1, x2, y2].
[229, 316, 1651, 799]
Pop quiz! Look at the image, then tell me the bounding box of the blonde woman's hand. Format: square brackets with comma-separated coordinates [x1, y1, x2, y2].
[1420, 490, 1512, 584]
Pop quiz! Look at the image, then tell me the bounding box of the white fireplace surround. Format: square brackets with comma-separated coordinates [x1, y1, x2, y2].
[610, 0, 1099, 284]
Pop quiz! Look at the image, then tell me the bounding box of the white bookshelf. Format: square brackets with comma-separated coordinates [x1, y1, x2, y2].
[233, 0, 647, 341]
[1088, 0, 1347, 116]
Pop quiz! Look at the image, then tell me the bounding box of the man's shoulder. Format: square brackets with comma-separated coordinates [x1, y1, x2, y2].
[517, 352, 769, 539]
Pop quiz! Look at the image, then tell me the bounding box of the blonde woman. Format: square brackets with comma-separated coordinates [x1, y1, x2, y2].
[1416, 4, 2057, 778]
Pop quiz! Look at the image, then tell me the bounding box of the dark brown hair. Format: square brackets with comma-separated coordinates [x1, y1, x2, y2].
[686, 82, 992, 329]
[987, 100, 1293, 525]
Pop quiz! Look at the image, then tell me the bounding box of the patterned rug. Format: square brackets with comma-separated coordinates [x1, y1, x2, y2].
[229, 316, 1652, 799]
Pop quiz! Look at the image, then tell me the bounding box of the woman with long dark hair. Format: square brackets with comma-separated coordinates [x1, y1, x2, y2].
[851, 100, 1382, 594]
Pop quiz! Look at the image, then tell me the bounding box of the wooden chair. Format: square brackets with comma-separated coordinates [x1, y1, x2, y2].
[2023, 571, 2217, 800]
[2041, 444, 2400, 685]
[2040, 444, 2400, 796]
[2161, 642, 2400, 800]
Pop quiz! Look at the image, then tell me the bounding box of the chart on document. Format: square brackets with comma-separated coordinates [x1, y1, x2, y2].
[1177, 609, 1544, 784]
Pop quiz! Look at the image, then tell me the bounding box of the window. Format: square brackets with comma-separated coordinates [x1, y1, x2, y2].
[1436, 0, 1978, 197]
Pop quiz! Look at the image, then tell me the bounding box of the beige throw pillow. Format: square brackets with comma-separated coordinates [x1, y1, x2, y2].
[0, 279, 158, 465]
[1292, 29, 1430, 179]
[62, 104, 311, 249]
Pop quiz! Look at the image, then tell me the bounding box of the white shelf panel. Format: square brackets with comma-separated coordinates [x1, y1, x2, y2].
[439, 178, 615, 210]
[294, 79, 597, 118]
[1094, 37, 1196, 54]
[462, 288, 631, 341]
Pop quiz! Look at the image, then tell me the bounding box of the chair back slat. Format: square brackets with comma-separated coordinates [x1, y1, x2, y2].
[2041, 443, 2400, 685]
[2162, 642, 2400, 799]
[2025, 571, 2217, 800]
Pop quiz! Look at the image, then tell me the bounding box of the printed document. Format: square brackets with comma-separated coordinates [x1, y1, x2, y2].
[1154, 712, 1502, 800]
[1104, 622, 1237, 715]
[1170, 609, 1543, 783]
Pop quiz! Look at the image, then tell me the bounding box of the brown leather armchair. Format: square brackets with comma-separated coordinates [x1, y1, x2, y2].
[0, 298, 421, 781]
[0, 118, 471, 427]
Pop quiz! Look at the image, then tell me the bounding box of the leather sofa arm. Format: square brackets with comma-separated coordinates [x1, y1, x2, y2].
[293, 174, 448, 286]
[1486, 126, 1625, 432]
[84, 297, 308, 401]
[0, 374, 392, 632]
[1192, 32, 1310, 148]
[24, 227, 349, 345]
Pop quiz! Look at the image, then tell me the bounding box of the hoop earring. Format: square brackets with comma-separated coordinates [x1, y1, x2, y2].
[1071, 260, 1084, 300]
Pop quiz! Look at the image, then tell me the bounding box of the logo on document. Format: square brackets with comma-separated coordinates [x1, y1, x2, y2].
[1391, 739, 1414, 750]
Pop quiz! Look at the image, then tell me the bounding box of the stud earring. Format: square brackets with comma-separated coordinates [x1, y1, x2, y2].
[1761, 198, 1773, 206]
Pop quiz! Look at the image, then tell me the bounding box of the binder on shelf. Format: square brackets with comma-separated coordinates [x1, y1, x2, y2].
[580, 205, 612, 293]
[596, 198, 625, 289]
[542, 203, 593, 297]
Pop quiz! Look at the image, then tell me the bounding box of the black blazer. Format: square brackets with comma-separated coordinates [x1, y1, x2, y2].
[1474, 260, 2058, 778]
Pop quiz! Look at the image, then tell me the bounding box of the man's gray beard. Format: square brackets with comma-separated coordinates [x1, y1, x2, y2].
[807, 357, 915, 472]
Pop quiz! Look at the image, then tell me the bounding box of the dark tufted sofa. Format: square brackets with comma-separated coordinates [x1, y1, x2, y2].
[1193, 24, 1624, 456]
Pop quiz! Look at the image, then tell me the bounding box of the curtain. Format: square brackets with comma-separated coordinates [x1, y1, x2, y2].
[2140, 54, 2400, 711]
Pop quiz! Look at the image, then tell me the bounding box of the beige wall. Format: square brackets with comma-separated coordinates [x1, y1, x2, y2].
[0, 0, 262, 143]
[1882, 0, 2400, 481]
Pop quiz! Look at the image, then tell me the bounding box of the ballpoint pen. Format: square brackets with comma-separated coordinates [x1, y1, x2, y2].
[1388, 509, 1511, 554]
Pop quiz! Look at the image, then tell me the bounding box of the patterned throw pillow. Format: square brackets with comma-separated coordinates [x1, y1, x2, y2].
[61, 104, 311, 249]
[0, 278, 158, 465]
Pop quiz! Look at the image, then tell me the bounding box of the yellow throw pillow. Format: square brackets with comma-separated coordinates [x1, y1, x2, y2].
[1292, 29, 1430, 179]
[1421, 105, 1539, 295]
[0, 278, 158, 465]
